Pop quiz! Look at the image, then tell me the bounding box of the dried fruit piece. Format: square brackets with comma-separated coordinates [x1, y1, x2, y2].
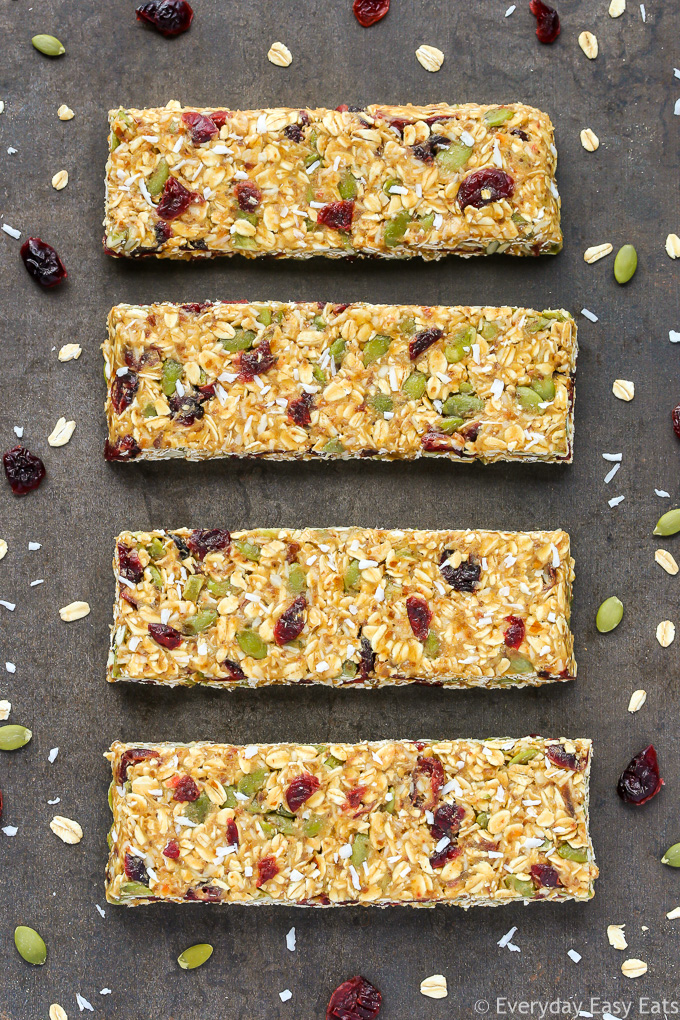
[406, 596, 432, 641]
[136, 0, 194, 36]
[117, 747, 157, 783]
[235, 181, 262, 210]
[411, 755, 445, 808]
[111, 370, 139, 414]
[352, 0, 390, 28]
[20, 237, 67, 287]
[181, 111, 218, 145]
[409, 327, 443, 360]
[274, 595, 307, 645]
[617, 745, 663, 805]
[596, 596, 623, 633]
[117, 542, 144, 583]
[14, 925, 47, 965]
[239, 338, 275, 381]
[186, 528, 231, 560]
[163, 838, 180, 858]
[288, 392, 315, 426]
[503, 615, 525, 649]
[105, 434, 141, 462]
[148, 622, 182, 649]
[430, 803, 464, 841]
[531, 863, 561, 888]
[317, 200, 354, 232]
[256, 854, 279, 887]
[3, 446, 46, 496]
[545, 744, 583, 771]
[529, 1, 560, 44]
[286, 773, 320, 812]
[124, 852, 149, 884]
[156, 177, 201, 220]
[178, 943, 213, 970]
[440, 551, 480, 592]
[172, 775, 201, 802]
[326, 975, 382, 1020]
[457, 169, 514, 211]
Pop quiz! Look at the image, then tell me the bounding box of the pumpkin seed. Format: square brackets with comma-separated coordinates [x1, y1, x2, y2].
[508, 748, 539, 765]
[475, 812, 489, 830]
[183, 574, 204, 602]
[14, 925, 47, 965]
[382, 175, 403, 195]
[370, 392, 393, 414]
[362, 333, 392, 366]
[596, 596, 623, 633]
[221, 786, 238, 808]
[236, 629, 268, 659]
[338, 172, 357, 200]
[183, 608, 217, 635]
[614, 244, 637, 284]
[237, 768, 269, 798]
[148, 537, 164, 559]
[233, 538, 260, 562]
[557, 843, 588, 862]
[32, 34, 65, 57]
[178, 943, 213, 970]
[661, 842, 680, 867]
[118, 881, 153, 900]
[205, 578, 233, 599]
[350, 833, 370, 868]
[329, 338, 346, 362]
[504, 875, 534, 898]
[441, 393, 484, 418]
[147, 158, 169, 197]
[0, 724, 32, 750]
[287, 563, 307, 594]
[654, 509, 680, 536]
[402, 371, 427, 401]
[484, 107, 514, 127]
[435, 141, 473, 173]
[383, 209, 411, 248]
[344, 559, 361, 591]
[185, 791, 213, 824]
[161, 358, 183, 396]
[303, 816, 324, 836]
[322, 438, 345, 455]
[422, 630, 440, 658]
[505, 650, 534, 674]
[531, 375, 556, 401]
[324, 754, 344, 769]
[516, 385, 542, 411]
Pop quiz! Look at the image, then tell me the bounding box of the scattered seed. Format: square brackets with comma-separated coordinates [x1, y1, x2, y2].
[420, 974, 448, 999]
[59, 600, 90, 622]
[607, 924, 628, 950]
[57, 104, 74, 121]
[614, 244, 638, 283]
[0, 724, 32, 750]
[51, 170, 68, 191]
[415, 45, 445, 72]
[661, 842, 680, 867]
[596, 596, 623, 633]
[178, 943, 213, 970]
[665, 234, 680, 259]
[655, 549, 679, 575]
[31, 34, 65, 57]
[49, 815, 83, 844]
[580, 127, 599, 151]
[584, 242, 613, 263]
[0, 539, 7, 560]
[612, 379, 634, 401]
[654, 508, 680, 536]
[267, 41, 292, 67]
[656, 620, 675, 647]
[58, 343, 82, 362]
[49, 1006, 68, 1020]
[578, 31, 598, 59]
[48, 417, 76, 447]
[609, 0, 626, 14]
[621, 958, 647, 978]
[14, 925, 47, 965]
[628, 689, 647, 713]
[667, 906, 680, 919]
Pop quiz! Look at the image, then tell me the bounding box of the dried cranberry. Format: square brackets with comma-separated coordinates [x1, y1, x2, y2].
[104, 435, 141, 462]
[286, 542, 301, 563]
[440, 552, 481, 592]
[529, 0, 560, 44]
[117, 747, 157, 784]
[431, 803, 465, 841]
[124, 852, 149, 884]
[120, 590, 138, 609]
[460, 422, 481, 443]
[531, 863, 561, 888]
[181, 111, 219, 145]
[406, 595, 432, 641]
[172, 775, 200, 802]
[287, 392, 315, 427]
[546, 744, 583, 772]
[326, 977, 381, 1020]
[504, 615, 525, 649]
[256, 855, 279, 887]
[617, 745, 664, 805]
[20, 237, 67, 288]
[221, 658, 246, 682]
[429, 843, 461, 869]
[180, 302, 212, 314]
[111, 372, 139, 415]
[154, 221, 172, 245]
[226, 819, 239, 846]
[168, 389, 205, 425]
[511, 128, 529, 141]
[458, 169, 515, 211]
[3, 446, 45, 496]
[317, 201, 355, 232]
[411, 135, 448, 163]
[186, 528, 231, 560]
[284, 123, 304, 143]
[235, 181, 262, 211]
[352, 0, 390, 27]
[156, 176, 201, 220]
[672, 403, 680, 438]
[357, 635, 376, 680]
[409, 327, 443, 361]
[186, 884, 221, 901]
[148, 622, 182, 649]
[163, 838, 180, 859]
[117, 542, 144, 584]
[136, 0, 193, 36]
[421, 429, 453, 452]
[411, 755, 445, 808]
[210, 110, 230, 128]
[274, 595, 307, 646]
[345, 786, 367, 809]
[239, 338, 275, 381]
[286, 772, 321, 813]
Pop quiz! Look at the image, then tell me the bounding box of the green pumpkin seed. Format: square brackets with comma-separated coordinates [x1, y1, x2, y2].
[402, 371, 427, 401]
[221, 786, 238, 808]
[526, 316, 552, 333]
[508, 748, 539, 766]
[531, 375, 556, 402]
[476, 812, 489, 830]
[148, 538, 164, 559]
[362, 334, 392, 366]
[185, 791, 213, 824]
[329, 338, 346, 362]
[557, 844, 588, 863]
[444, 326, 475, 363]
[161, 358, 183, 396]
[480, 320, 499, 341]
[32, 34, 65, 57]
[350, 833, 370, 868]
[439, 416, 464, 434]
[400, 317, 417, 336]
[338, 171, 358, 200]
[183, 608, 217, 635]
[236, 629, 268, 659]
[237, 768, 269, 798]
[232, 235, 258, 250]
[266, 813, 296, 835]
[222, 329, 256, 353]
[142, 402, 157, 418]
[382, 176, 403, 195]
[147, 158, 169, 197]
[504, 875, 534, 898]
[383, 788, 396, 814]
[436, 141, 473, 173]
[614, 244, 637, 284]
[148, 565, 163, 589]
[423, 630, 441, 658]
[118, 881, 153, 900]
[484, 107, 514, 127]
[654, 509, 680, 536]
[303, 816, 324, 837]
[596, 596, 623, 633]
[322, 438, 345, 455]
[418, 212, 435, 230]
[256, 308, 272, 326]
[110, 132, 121, 152]
[344, 559, 361, 591]
[341, 659, 358, 679]
[383, 209, 411, 248]
[14, 926, 47, 965]
[661, 842, 680, 867]
[324, 754, 344, 769]
[178, 943, 213, 970]
[506, 650, 534, 674]
[183, 574, 204, 603]
[370, 392, 393, 414]
[313, 364, 327, 385]
[234, 538, 261, 562]
[516, 386, 542, 412]
[0, 724, 32, 751]
[313, 315, 326, 331]
[287, 563, 307, 594]
[441, 393, 484, 418]
[205, 578, 233, 599]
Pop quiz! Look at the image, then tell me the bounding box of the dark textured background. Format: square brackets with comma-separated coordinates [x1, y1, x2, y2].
[1, 1, 679, 1017]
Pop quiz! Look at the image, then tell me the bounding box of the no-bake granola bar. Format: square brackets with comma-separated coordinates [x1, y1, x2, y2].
[103, 102, 562, 260]
[109, 527, 575, 688]
[103, 302, 576, 463]
[105, 737, 597, 908]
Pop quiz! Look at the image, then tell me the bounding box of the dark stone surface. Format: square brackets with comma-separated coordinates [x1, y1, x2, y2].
[1, 0, 679, 1016]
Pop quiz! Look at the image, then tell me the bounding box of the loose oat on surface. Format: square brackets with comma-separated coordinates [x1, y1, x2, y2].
[580, 128, 599, 151]
[58, 343, 82, 362]
[609, 0, 626, 15]
[612, 379, 634, 401]
[59, 601, 90, 622]
[57, 104, 74, 120]
[49, 815, 84, 844]
[109, 527, 575, 689]
[621, 958, 647, 978]
[665, 233, 680, 259]
[103, 301, 576, 464]
[420, 975, 448, 998]
[627, 689, 647, 713]
[0, 539, 7, 561]
[105, 736, 597, 908]
[103, 102, 562, 260]
[51, 170, 68, 191]
[267, 42, 292, 67]
[656, 620, 675, 647]
[607, 923, 628, 949]
[584, 243, 612, 264]
[654, 549, 679, 575]
[415, 46, 444, 72]
[47, 417, 76, 446]
[578, 31, 598, 59]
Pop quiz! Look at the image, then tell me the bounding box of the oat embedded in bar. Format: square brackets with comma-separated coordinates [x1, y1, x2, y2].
[103, 301, 576, 463]
[104, 102, 562, 259]
[105, 737, 597, 907]
[109, 527, 575, 688]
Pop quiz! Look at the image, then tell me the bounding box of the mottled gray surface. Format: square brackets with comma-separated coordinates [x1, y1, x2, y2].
[1, 0, 680, 1017]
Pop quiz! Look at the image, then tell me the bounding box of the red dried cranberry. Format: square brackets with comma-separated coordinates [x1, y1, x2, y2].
[458, 169, 515, 211]
[221, 658, 246, 682]
[210, 110, 230, 128]
[256, 855, 279, 887]
[287, 393, 315, 427]
[411, 135, 448, 163]
[421, 429, 453, 452]
[124, 852, 149, 884]
[286, 772, 321, 812]
[239, 338, 275, 381]
[546, 744, 583, 772]
[440, 552, 481, 592]
[411, 756, 445, 808]
[181, 111, 219, 145]
[460, 422, 481, 443]
[117, 747, 157, 784]
[136, 0, 193, 36]
[431, 803, 465, 841]
[111, 372, 139, 415]
[226, 819, 239, 846]
[345, 786, 367, 809]
[235, 181, 262, 211]
[352, 0, 390, 27]
[154, 221, 172, 245]
[198, 383, 215, 400]
[429, 843, 461, 869]
[163, 838, 180, 859]
[504, 615, 525, 649]
[409, 327, 443, 361]
[672, 403, 680, 438]
[156, 177, 201, 220]
[180, 302, 212, 314]
[529, 0, 560, 44]
[317, 201, 354, 232]
[357, 636, 376, 680]
[511, 128, 529, 141]
[20, 237, 67, 288]
[284, 123, 304, 142]
[168, 389, 205, 425]
[117, 542, 144, 584]
[120, 590, 138, 609]
[172, 775, 200, 802]
[531, 863, 561, 888]
[148, 622, 182, 649]
[406, 596, 432, 641]
[186, 529, 231, 560]
[3, 446, 45, 496]
[327, 977, 381, 1020]
[104, 435, 141, 462]
[274, 595, 307, 646]
[617, 745, 664, 805]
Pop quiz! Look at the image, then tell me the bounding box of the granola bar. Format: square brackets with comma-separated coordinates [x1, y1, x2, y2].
[105, 737, 597, 908]
[103, 302, 576, 463]
[109, 527, 575, 688]
[103, 102, 562, 260]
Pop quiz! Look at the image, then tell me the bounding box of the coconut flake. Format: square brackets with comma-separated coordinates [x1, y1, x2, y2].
[670, 329, 680, 342]
[505, 4, 516, 15]
[96, 904, 106, 918]
[497, 926, 517, 949]
[655, 489, 670, 497]
[5, 662, 16, 673]
[581, 308, 598, 323]
[604, 463, 620, 484]
[608, 495, 625, 507]
[568, 949, 582, 963]
[48, 747, 59, 763]
[286, 926, 296, 951]
[76, 993, 94, 1013]
[602, 452, 622, 462]
[2, 223, 21, 239]
[2, 825, 18, 836]
[279, 990, 292, 1002]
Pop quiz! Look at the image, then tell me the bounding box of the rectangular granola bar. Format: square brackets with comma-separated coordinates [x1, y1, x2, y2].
[103, 302, 576, 463]
[104, 102, 562, 260]
[109, 527, 575, 688]
[105, 737, 597, 908]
